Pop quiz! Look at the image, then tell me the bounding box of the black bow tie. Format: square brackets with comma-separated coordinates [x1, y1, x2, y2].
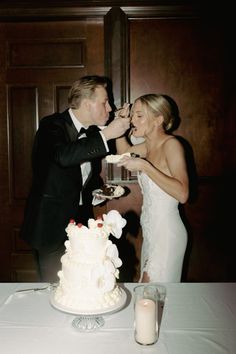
[78, 125, 100, 137]
[78, 127, 87, 136]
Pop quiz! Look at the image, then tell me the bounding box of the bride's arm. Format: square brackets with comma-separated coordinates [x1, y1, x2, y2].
[118, 139, 189, 204]
[144, 140, 189, 203]
[115, 135, 146, 157]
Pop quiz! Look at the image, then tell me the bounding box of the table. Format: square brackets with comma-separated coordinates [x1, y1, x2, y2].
[0, 282, 235, 354]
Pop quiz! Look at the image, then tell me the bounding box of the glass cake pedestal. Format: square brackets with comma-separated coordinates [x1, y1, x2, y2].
[50, 287, 127, 332]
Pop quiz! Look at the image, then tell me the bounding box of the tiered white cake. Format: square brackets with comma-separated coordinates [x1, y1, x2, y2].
[53, 210, 127, 312]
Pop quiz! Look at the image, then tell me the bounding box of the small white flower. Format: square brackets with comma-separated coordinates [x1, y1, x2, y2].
[103, 259, 116, 273]
[91, 263, 115, 293]
[103, 210, 126, 238]
[106, 244, 122, 268]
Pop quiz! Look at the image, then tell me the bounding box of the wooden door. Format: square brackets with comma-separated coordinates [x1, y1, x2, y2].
[0, 19, 104, 280]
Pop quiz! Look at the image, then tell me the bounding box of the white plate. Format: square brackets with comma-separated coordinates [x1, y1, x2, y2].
[92, 185, 125, 200]
[50, 287, 127, 316]
[105, 153, 131, 164]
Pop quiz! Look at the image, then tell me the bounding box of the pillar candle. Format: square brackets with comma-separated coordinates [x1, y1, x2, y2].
[135, 298, 157, 345]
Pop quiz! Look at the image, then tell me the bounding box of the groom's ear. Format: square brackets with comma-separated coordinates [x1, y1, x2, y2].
[82, 98, 91, 111]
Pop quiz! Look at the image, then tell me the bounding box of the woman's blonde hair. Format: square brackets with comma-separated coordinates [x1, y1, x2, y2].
[135, 94, 178, 132]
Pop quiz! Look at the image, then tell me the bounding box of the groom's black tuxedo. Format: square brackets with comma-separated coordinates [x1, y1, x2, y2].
[20, 109, 107, 252]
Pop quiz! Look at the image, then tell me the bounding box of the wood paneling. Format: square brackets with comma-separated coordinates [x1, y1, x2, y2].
[129, 18, 233, 177]
[55, 86, 71, 112]
[8, 86, 38, 200]
[8, 40, 85, 68]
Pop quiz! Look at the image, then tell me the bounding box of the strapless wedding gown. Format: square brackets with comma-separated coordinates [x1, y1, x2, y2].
[138, 172, 187, 282]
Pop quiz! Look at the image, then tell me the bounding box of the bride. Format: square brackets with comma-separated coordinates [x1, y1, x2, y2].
[115, 94, 189, 283]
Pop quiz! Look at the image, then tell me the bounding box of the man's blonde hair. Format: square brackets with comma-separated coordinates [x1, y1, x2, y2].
[68, 75, 108, 109]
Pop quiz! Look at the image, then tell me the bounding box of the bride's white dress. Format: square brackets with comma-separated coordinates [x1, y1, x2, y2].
[138, 172, 187, 282]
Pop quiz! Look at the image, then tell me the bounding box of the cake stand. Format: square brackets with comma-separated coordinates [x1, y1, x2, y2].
[50, 287, 127, 332]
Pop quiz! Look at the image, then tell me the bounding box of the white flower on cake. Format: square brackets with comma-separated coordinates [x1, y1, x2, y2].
[106, 243, 122, 268]
[92, 262, 116, 292]
[91, 242, 122, 293]
[103, 210, 127, 238]
[98, 273, 115, 293]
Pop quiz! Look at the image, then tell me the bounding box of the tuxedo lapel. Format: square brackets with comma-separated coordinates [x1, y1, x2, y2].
[66, 121, 79, 142]
[62, 110, 79, 142]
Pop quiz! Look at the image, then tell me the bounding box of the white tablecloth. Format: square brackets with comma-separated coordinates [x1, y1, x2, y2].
[0, 282, 235, 354]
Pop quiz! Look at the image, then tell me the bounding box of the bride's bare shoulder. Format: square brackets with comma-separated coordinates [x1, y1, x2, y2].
[163, 135, 184, 153]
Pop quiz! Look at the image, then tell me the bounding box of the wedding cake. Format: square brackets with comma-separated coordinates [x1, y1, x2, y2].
[53, 210, 127, 312]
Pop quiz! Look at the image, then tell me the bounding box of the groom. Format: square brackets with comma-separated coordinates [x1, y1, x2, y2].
[20, 75, 130, 282]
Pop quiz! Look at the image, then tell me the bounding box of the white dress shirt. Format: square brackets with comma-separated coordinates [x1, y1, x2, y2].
[68, 108, 109, 205]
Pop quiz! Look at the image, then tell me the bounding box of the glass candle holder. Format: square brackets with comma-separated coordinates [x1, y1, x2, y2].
[133, 285, 159, 345]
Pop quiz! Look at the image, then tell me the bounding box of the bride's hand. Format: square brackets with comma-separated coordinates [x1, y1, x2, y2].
[117, 156, 143, 172]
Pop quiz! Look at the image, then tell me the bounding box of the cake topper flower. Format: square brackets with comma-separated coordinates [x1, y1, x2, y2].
[103, 210, 127, 238]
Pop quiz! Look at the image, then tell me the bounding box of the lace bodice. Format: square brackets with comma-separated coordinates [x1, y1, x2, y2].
[138, 172, 179, 238]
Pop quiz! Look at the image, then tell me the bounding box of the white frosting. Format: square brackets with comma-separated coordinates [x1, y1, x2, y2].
[54, 210, 126, 311]
[105, 152, 131, 163]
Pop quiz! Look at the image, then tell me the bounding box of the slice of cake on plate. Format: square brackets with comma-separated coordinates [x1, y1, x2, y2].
[105, 152, 131, 163]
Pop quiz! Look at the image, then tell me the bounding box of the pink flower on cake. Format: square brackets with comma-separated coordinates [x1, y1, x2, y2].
[102, 210, 126, 239]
